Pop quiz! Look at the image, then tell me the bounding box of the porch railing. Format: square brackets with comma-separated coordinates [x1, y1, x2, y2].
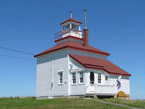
[85, 83, 116, 94]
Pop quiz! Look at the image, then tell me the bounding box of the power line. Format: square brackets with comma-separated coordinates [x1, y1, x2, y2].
[0, 46, 35, 55]
[0, 54, 35, 61]
[0, 35, 55, 57]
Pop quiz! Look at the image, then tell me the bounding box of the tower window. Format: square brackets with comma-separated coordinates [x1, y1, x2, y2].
[98, 73, 101, 83]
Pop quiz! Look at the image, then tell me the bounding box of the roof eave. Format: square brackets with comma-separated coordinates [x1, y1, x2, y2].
[85, 66, 131, 76]
[60, 18, 82, 25]
[34, 46, 67, 58]
[34, 45, 110, 58]
[68, 46, 110, 56]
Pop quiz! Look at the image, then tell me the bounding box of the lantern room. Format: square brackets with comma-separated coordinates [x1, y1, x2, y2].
[54, 15, 83, 41]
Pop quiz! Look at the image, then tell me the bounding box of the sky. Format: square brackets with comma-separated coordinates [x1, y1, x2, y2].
[0, 0, 145, 100]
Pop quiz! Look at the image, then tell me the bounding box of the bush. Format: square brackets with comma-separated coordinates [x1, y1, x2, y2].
[9, 96, 13, 100]
[31, 96, 36, 99]
[14, 96, 21, 99]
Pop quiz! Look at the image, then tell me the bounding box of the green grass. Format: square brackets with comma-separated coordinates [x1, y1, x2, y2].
[101, 98, 145, 108]
[0, 97, 128, 109]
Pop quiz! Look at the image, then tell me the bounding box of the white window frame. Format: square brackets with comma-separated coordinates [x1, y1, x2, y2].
[79, 72, 84, 84]
[98, 73, 101, 83]
[58, 71, 63, 84]
[72, 72, 76, 85]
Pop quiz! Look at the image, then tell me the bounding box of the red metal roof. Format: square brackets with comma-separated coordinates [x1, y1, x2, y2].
[60, 18, 82, 25]
[34, 41, 110, 57]
[69, 54, 131, 76]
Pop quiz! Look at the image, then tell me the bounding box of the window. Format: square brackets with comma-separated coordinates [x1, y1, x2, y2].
[98, 73, 101, 83]
[72, 72, 76, 84]
[105, 76, 108, 80]
[58, 72, 63, 84]
[79, 72, 83, 84]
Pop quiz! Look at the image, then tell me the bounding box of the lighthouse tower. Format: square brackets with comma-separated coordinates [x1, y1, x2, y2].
[54, 12, 85, 44]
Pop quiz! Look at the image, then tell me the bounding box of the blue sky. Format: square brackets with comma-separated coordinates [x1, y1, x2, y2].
[0, 0, 145, 99]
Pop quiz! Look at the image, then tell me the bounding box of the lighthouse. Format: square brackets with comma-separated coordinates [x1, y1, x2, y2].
[34, 10, 131, 99]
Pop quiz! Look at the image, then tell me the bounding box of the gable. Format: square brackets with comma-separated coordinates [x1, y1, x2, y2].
[69, 56, 84, 72]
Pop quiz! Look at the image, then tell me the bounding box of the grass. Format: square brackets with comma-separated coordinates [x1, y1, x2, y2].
[0, 97, 128, 109]
[101, 98, 145, 108]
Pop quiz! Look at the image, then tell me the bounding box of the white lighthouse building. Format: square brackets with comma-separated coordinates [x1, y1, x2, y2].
[34, 11, 131, 99]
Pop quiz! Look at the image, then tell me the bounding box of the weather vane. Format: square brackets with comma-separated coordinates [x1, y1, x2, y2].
[70, 11, 72, 18]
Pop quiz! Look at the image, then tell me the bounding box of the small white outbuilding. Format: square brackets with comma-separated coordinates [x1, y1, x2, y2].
[34, 13, 131, 99]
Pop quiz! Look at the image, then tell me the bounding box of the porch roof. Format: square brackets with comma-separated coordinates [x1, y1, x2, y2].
[69, 54, 131, 76]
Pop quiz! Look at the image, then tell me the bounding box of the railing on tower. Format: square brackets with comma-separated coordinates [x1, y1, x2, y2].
[54, 29, 82, 41]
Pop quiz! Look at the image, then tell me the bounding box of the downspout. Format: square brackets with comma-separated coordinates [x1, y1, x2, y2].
[48, 56, 54, 99]
[51, 56, 54, 98]
[68, 54, 70, 96]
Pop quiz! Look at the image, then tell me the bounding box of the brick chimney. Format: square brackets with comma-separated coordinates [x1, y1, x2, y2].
[83, 29, 88, 46]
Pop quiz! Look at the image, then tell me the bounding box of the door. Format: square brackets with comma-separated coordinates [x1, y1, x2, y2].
[86, 72, 95, 94]
[90, 72, 94, 84]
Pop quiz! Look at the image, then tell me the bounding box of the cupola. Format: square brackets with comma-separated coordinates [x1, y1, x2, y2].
[54, 10, 89, 46]
[54, 11, 84, 44]
[60, 17, 82, 39]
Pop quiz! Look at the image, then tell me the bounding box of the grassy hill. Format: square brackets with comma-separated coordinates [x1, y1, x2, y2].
[0, 97, 144, 109]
